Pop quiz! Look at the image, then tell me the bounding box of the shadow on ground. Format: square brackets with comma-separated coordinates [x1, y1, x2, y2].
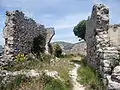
[70, 60, 81, 65]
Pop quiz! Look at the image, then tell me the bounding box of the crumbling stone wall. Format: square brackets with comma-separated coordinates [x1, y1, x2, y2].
[45, 27, 55, 54]
[108, 25, 120, 47]
[86, 4, 110, 69]
[3, 10, 54, 61]
[86, 4, 120, 89]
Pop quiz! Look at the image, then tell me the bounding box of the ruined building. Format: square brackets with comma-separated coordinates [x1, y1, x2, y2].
[3, 10, 55, 61]
[45, 27, 55, 54]
[108, 24, 120, 47]
[86, 4, 120, 89]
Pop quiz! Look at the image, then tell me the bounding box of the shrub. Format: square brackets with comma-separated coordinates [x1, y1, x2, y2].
[53, 44, 62, 58]
[31, 35, 46, 58]
[73, 20, 87, 41]
[60, 54, 74, 58]
[15, 52, 28, 63]
[39, 53, 52, 63]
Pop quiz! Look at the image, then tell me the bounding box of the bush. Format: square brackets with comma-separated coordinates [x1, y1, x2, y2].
[60, 54, 75, 58]
[15, 52, 28, 63]
[3, 53, 52, 71]
[39, 53, 52, 63]
[31, 35, 46, 58]
[73, 20, 87, 41]
[53, 44, 62, 58]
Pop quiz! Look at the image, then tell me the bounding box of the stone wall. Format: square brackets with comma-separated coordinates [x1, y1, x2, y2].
[85, 4, 120, 89]
[45, 27, 55, 54]
[108, 24, 120, 47]
[3, 10, 54, 61]
[86, 4, 110, 69]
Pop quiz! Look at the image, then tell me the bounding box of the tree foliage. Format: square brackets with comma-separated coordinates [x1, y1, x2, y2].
[53, 44, 62, 58]
[73, 20, 87, 41]
[31, 35, 46, 58]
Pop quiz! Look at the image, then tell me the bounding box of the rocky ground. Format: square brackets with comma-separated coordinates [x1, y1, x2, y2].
[69, 63, 85, 90]
[0, 54, 85, 90]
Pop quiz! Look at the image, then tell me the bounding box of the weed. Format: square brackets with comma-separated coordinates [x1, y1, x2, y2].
[77, 58, 105, 90]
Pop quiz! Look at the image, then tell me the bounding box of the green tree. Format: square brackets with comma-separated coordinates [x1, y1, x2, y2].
[53, 44, 62, 58]
[73, 20, 87, 41]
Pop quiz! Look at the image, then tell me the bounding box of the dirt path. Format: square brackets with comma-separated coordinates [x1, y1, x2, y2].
[69, 63, 85, 90]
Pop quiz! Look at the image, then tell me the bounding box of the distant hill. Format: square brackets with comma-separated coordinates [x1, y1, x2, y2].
[52, 41, 74, 50]
[51, 41, 86, 55]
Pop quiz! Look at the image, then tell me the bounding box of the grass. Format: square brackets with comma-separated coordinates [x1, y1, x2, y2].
[1, 53, 82, 90]
[0, 74, 29, 90]
[2, 54, 75, 83]
[18, 73, 70, 90]
[44, 76, 69, 90]
[0, 73, 70, 90]
[1, 53, 105, 90]
[77, 57, 105, 90]
[1, 54, 52, 71]
[40, 55, 75, 90]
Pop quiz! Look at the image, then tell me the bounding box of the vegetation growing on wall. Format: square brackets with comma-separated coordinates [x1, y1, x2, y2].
[0, 54, 77, 90]
[15, 52, 28, 62]
[31, 35, 46, 58]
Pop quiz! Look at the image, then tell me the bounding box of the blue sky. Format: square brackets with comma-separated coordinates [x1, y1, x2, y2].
[0, 0, 120, 46]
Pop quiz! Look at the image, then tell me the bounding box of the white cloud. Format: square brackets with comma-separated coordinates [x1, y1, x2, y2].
[51, 37, 79, 44]
[53, 12, 90, 29]
[23, 11, 34, 18]
[1, 0, 62, 10]
[42, 14, 55, 18]
[95, 0, 103, 3]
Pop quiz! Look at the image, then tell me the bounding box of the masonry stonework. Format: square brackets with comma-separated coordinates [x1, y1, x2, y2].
[86, 4, 120, 89]
[108, 25, 120, 47]
[1, 5, 120, 90]
[86, 4, 110, 69]
[45, 27, 55, 54]
[3, 10, 54, 61]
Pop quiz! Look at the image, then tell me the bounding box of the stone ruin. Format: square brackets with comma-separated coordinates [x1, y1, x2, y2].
[1, 5, 120, 90]
[45, 27, 55, 54]
[1, 10, 55, 62]
[86, 4, 120, 89]
[108, 24, 120, 47]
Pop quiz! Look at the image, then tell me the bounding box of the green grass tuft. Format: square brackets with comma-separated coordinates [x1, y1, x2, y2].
[44, 78, 68, 90]
[77, 58, 105, 90]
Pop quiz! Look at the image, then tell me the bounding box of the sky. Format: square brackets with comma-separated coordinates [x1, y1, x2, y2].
[0, 0, 120, 46]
